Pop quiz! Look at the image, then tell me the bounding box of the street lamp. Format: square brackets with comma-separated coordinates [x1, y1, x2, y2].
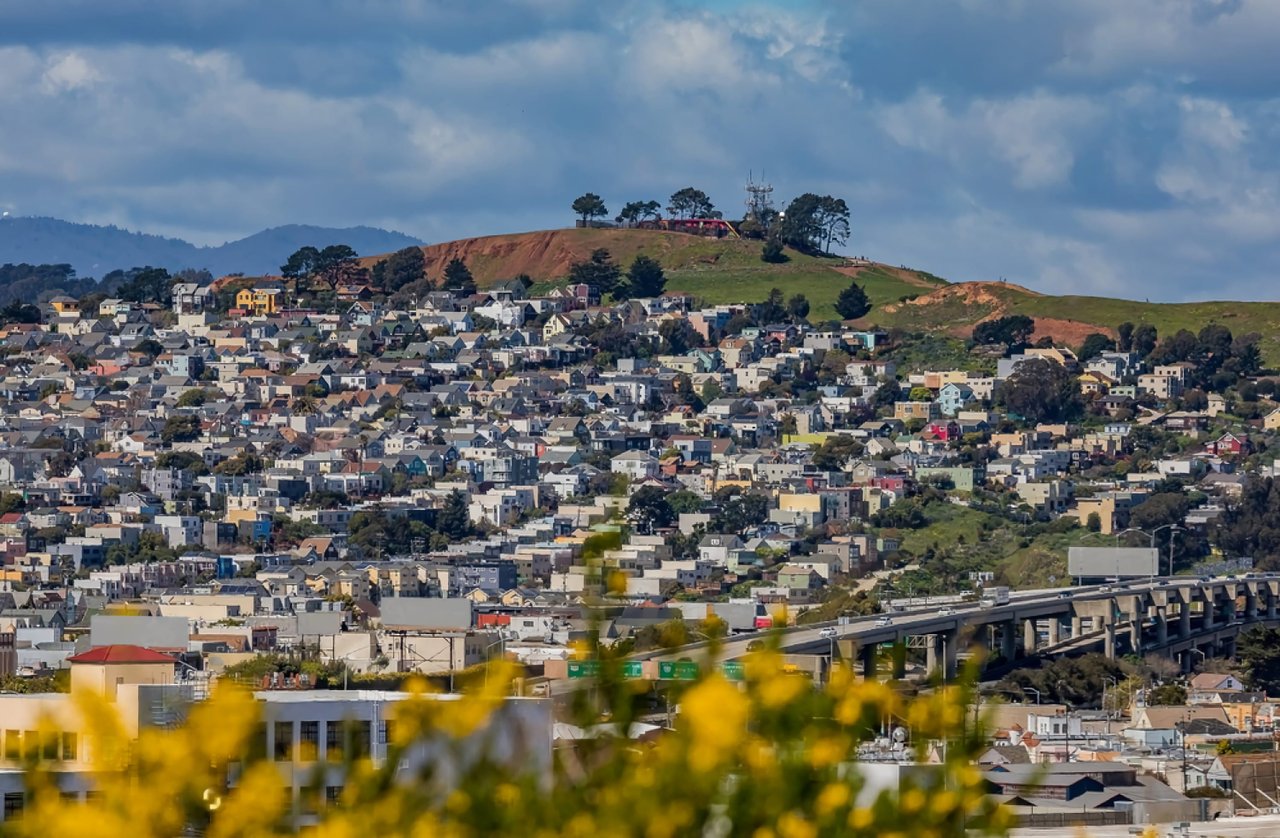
[482, 633, 508, 689]
[1022, 686, 1041, 705]
[1101, 675, 1118, 737]
[1148, 523, 1182, 577]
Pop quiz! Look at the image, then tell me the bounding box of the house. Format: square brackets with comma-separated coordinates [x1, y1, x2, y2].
[1207, 432, 1249, 457]
[235, 286, 284, 316]
[610, 451, 659, 481]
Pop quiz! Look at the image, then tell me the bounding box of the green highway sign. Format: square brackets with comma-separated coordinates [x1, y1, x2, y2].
[721, 661, 745, 681]
[658, 661, 699, 681]
[622, 661, 644, 679]
[567, 660, 600, 679]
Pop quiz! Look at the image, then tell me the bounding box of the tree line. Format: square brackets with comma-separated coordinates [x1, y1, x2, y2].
[572, 186, 851, 256]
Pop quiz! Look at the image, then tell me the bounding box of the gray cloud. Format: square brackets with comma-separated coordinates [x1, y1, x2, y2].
[0, 1, 1278, 300]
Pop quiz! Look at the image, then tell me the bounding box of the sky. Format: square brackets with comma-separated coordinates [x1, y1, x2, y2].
[1, 0, 1279, 300]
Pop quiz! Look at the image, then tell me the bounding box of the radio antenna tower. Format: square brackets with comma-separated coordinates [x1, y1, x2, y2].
[745, 170, 775, 222]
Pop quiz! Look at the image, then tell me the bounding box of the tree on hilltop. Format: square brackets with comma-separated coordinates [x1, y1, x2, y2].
[617, 200, 662, 224]
[781, 193, 849, 254]
[572, 193, 608, 225]
[667, 187, 718, 219]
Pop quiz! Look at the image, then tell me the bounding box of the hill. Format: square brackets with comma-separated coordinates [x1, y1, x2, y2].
[0, 216, 423, 278]
[367, 227, 946, 320]
[864, 281, 1280, 364]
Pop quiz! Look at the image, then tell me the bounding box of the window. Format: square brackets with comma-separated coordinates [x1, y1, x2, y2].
[3, 731, 18, 760]
[3, 793, 23, 820]
[299, 722, 319, 761]
[380, 720, 394, 746]
[61, 733, 77, 762]
[41, 731, 58, 761]
[22, 732, 38, 761]
[273, 722, 293, 762]
[351, 721, 371, 759]
[325, 786, 343, 804]
[325, 721, 343, 762]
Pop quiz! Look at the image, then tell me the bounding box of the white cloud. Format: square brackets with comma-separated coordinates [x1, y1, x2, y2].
[40, 51, 100, 93]
[879, 89, 1101, 189]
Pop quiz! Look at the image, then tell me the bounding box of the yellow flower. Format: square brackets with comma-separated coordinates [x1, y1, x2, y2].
[806, 735, 848, 768]
[680, 675, 747, 772]
[758, 671, 806, 709]
[776, 812, 816, 838]
[848, 807, 875, 830]
[815, 782, 851, 817]
[900, 787, 926, 814]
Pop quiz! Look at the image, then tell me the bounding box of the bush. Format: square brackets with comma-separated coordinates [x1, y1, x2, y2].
[12, 650, 1010, 837]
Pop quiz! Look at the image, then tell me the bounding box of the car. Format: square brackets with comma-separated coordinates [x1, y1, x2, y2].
[1198, 576, 1212, 583]
[1157, 580, 1170, 586]
[938, 606, 957, 617]
[874, 616, 893, 627]
[1057, 591, 1072, 599]
[819, 627, 838, 639]
[1099, 585, 1113, 593]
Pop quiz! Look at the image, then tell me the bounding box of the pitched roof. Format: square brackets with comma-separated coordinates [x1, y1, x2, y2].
[67, 644, 177, 665]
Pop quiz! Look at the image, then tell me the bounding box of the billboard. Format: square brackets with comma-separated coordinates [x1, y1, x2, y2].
[1068, 546, 1160, 579]
[379, 598, 473, 631]
[90, 615, 189, 651]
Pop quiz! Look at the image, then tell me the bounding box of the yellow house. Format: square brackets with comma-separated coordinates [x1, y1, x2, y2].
[1264, 408, 1280, 432]
[49, 296, 80, 316]
[235, 286, 283, 315]
[67, 644, 175, 700]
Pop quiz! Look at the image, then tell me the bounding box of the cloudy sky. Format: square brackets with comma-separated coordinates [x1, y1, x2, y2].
[1, 0, 1278, 300]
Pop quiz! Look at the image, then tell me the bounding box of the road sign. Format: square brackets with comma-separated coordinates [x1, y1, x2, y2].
[622, 661, 644, 679]
[659, 661, 699, 681]
[567, 660, 600, 679]
[721, 661, 744, 681]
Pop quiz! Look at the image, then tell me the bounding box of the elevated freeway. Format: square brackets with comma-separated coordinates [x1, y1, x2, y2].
[633, 576, 1280, 680]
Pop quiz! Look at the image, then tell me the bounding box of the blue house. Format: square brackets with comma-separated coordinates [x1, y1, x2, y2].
[937, 383, 975, 417]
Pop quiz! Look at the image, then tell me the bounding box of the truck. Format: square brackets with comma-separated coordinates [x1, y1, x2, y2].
[979, 586, 1010, 609]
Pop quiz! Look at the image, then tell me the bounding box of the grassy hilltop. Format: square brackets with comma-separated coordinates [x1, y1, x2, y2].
[368, 227, 1280, 362]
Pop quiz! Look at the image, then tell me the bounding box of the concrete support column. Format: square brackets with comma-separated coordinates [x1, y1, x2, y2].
[1001, 621, 1017, 661]
[1129, 607, 1143, 655]
[1221, 637, 1237, 660]
[1023, 618, 1037, 654]
[1047, 618, 1061, 646]
[1245, 589, 1258, 620]
[926, 635, 939, 674]
[1155, 606, 1168, 646]
[1104, 621, 1117, 659]
[1180, 650, 1193, 674]
[1203, 596, 1216, 630]
[1179, 603, 1191, 639]
[1071, 614, 1083, 639]
[1268, 589, 1278, 620]
[859, 644, 876, 680]
[889, 641, 907, 681]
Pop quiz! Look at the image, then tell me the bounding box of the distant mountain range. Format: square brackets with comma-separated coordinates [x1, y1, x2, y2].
[0, 216, 424, 279]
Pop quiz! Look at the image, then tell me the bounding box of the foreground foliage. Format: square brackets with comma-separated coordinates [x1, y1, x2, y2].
[3, 649, 1009, 838]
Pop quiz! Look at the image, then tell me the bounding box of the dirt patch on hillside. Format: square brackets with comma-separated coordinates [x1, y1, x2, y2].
[880, 281, 1024, 315]
[1027, 317, 1114, 347]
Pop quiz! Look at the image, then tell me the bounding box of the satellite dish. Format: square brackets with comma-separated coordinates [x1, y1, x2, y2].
[892, 726, 908, 743]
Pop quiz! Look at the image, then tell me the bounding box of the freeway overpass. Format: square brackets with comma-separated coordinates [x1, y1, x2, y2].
[631, 576, 1280, 680]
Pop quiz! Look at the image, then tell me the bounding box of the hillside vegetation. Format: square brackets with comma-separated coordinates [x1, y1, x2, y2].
[369, 228, 944, 320]
[368, 227, 1280, 362]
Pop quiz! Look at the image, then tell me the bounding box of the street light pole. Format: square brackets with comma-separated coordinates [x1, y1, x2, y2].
[1022, 686, 1041, 705]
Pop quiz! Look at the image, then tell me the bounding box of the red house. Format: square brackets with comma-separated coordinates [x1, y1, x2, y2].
[922, 421, 961, 442]
[1207, 432, 1249, 457]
